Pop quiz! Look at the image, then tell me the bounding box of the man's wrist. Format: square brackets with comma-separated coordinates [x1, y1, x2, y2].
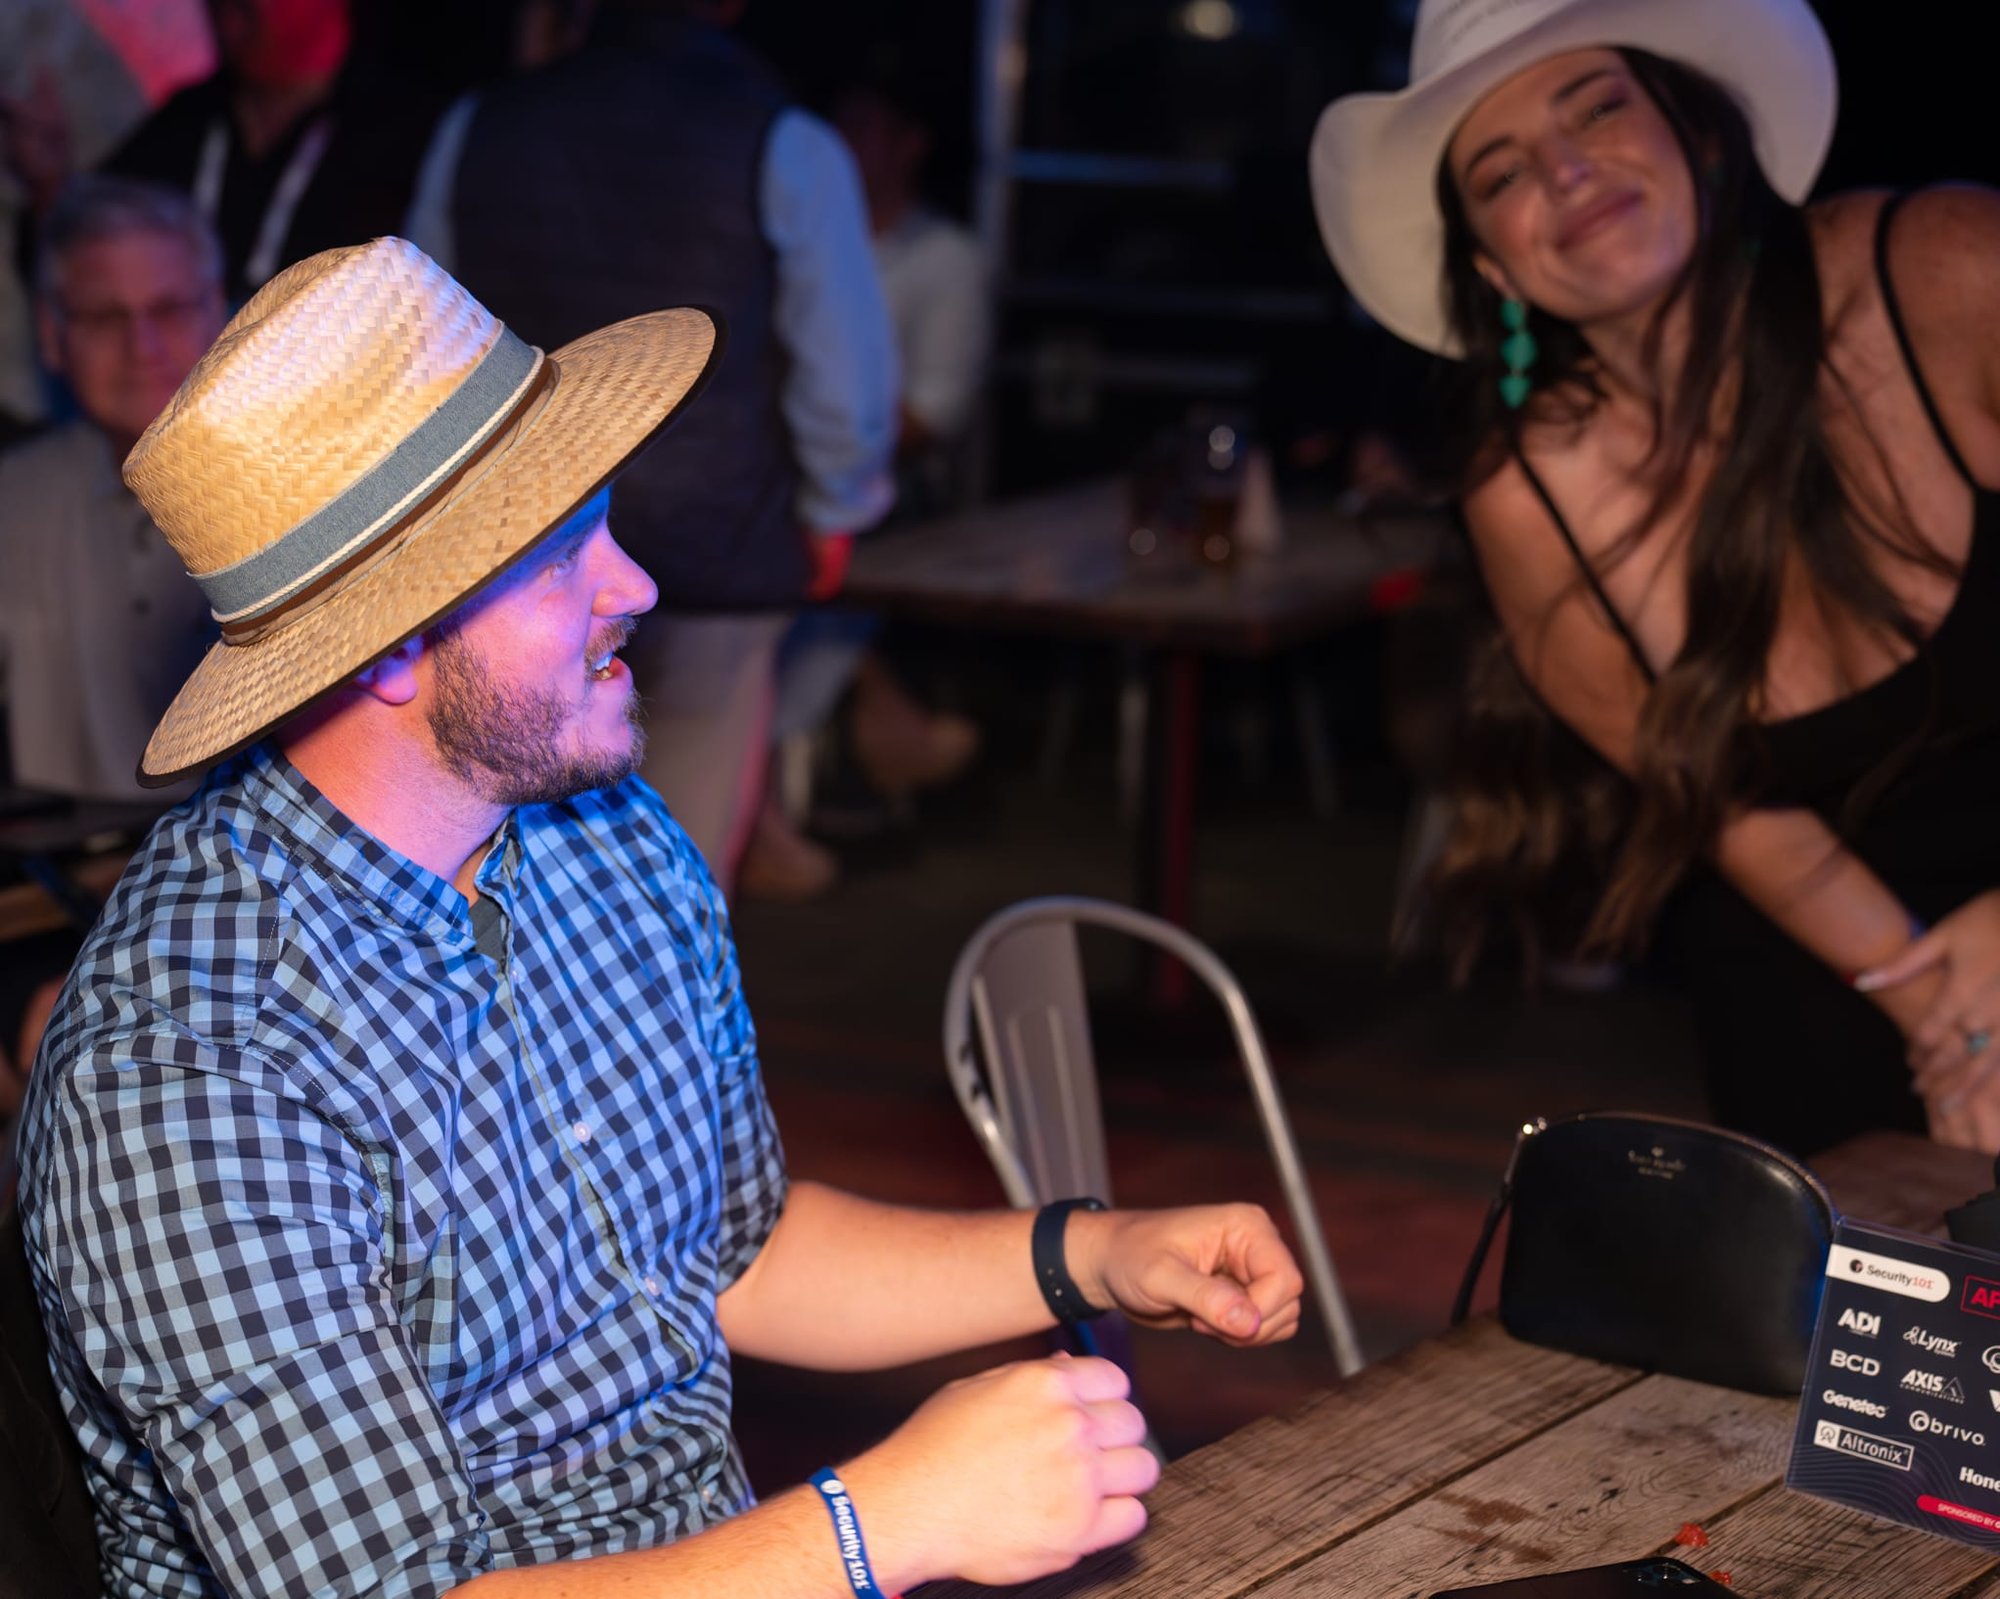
[1033, 1198, 1111, 1323]
[832, 1450, 930, 1595]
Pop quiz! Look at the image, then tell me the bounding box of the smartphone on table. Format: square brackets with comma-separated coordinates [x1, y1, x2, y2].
[1432, 1557, 1739, 1597]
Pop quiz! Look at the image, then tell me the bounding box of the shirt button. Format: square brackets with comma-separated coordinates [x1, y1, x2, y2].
[644, 1276, 660, 1295]
[574, 1122, 592, 1143]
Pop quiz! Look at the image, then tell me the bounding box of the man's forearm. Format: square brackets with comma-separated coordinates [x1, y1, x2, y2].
[717, 1181, 1058, 1369]
[451, 1478, 916, 1599]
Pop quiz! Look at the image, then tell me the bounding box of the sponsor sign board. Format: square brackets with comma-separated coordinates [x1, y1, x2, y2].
[1790, 1219, 2000, 1551]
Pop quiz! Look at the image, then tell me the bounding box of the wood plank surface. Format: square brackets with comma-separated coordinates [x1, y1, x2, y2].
[1653, 1478, 1998, 1597]
[1257, 1374, 1795, 1599]
[1814, 1132, 1991, 1234]
[923, 1317, 1639, 1599]
[840, 480, 1448, 655]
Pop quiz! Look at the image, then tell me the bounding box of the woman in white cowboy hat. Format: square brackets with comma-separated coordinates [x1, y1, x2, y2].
[1313, 0, 2000, 1156]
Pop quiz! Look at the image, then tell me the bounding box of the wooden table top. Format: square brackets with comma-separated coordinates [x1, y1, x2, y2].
[929, 1131, 1997, 1599]
[839, 480, 1452, 656]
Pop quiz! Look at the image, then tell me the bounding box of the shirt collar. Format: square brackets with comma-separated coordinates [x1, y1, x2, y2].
[229, 742, 525, 939]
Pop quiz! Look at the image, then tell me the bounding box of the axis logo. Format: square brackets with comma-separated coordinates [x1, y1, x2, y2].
[1838, 1308, 1881, 1338]
[1964, 1277, 2000, 1320]
[1901, 1369, 1968, 1404]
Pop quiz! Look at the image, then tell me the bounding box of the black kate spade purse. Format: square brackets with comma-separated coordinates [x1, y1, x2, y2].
[1450, 1112, 1837, 1395]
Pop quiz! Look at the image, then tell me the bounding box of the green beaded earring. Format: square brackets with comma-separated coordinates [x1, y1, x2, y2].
[1499, 297, 1536, 410]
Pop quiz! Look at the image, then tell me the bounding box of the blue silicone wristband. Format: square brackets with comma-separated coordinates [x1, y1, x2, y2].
[809, 1467, 891, 1598]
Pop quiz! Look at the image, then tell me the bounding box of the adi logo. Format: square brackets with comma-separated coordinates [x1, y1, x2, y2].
[1838, 1307, 1881, 1338]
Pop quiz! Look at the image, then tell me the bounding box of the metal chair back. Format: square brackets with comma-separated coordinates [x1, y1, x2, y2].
[943, 896, 1364, 1376]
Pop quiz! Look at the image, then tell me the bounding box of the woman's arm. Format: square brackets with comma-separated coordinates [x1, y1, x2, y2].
[1462, 464, 1940, 1023]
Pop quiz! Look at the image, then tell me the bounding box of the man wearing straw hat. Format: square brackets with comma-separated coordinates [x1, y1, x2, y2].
[10, 237, 1304, 1599]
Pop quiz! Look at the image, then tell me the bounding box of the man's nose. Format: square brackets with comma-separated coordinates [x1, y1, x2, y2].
[592, 528, 658, 617]
[126, 310, 169, 361]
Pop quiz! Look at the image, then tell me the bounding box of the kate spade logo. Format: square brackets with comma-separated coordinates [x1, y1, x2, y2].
[1626, 1145, 1686, 1181]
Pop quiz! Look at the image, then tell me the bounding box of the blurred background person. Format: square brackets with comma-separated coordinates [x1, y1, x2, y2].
[0, 174, 224, 1192]
[2, 176, 220, 802]
[407, 0, 897, 894]
[743, 67, 992, 900]
[10, 0, 445, 308]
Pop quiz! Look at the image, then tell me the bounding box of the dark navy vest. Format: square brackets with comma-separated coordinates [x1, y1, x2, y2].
[451, 14, 805, 611]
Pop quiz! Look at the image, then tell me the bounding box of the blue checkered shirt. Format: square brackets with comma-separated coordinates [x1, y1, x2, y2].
[16, 744, 788, 1598]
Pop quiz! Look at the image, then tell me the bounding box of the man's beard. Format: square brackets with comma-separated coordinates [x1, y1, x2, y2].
[425, 625, 644, 806]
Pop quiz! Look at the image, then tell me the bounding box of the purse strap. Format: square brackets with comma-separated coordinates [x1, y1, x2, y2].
[1450, 1118, 1543, 1326]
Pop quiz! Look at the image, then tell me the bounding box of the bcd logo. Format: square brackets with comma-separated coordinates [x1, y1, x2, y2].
[1965, 1278, 2000, 1320]
[1832, 1349, 1882, 1376]
[1838, 1308, 1881, 1338]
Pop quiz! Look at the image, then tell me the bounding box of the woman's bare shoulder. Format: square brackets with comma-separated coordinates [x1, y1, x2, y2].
[1811, 184, 2000, 316]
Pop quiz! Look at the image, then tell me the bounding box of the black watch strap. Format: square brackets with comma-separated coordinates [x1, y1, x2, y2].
[1033, 1197, 1109, 1324]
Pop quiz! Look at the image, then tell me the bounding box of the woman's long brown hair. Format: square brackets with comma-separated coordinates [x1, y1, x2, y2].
[1427, 49, 1954, 975]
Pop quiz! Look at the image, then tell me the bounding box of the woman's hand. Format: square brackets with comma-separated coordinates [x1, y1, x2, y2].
[1856, 891, 2000, 1152]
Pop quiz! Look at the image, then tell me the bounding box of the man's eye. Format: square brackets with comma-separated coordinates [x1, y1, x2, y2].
[1587, 96, 1627, 123]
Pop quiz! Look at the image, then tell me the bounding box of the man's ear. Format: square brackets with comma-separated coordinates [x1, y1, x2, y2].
[352, 634, 426, 706]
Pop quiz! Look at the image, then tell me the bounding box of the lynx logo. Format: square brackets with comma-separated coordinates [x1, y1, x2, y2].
[1966, 1466, 2000, 1495]
[1964, 1277, 2000, 1320]
[1813, 1420, 1914, 1470]
[1901, 1369, 1967, 1404]
[1905, 1326, 1960, 1357]
[1822, 1389, 1888, 1419]
[1832, 1349, 1882, 1376]
[1912, 1411, 1986, 1446]
[1839, 1308, 1882, 1338]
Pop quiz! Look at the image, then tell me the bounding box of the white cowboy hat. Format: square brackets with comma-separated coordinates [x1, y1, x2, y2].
[123, 236, 718, 784]
[1309, 0, 1837, 356]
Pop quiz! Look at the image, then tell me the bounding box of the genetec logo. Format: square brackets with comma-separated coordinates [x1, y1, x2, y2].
[1964, 1277, 2000, 1321]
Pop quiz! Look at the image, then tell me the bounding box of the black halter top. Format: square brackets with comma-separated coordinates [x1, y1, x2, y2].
[1513, 192, 2000, 903]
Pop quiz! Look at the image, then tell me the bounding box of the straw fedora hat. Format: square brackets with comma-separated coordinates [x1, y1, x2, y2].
[1309, 0, 1837, 356]
[124, 236, 718, 785]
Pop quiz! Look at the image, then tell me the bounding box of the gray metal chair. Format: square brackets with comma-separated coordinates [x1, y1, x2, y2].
[942, 896, 1364, 1376]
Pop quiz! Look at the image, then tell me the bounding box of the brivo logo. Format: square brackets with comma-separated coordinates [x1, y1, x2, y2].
[1901, 1369, 1967, 1404]
[1965, 1277, 2000, 1320]
[1838, 1307, 1881, 1338]
[1829, 1246, 1950, 1302]
[1985, 1346, 2000, 1375]
[1912, 1411, 1987, 1446]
